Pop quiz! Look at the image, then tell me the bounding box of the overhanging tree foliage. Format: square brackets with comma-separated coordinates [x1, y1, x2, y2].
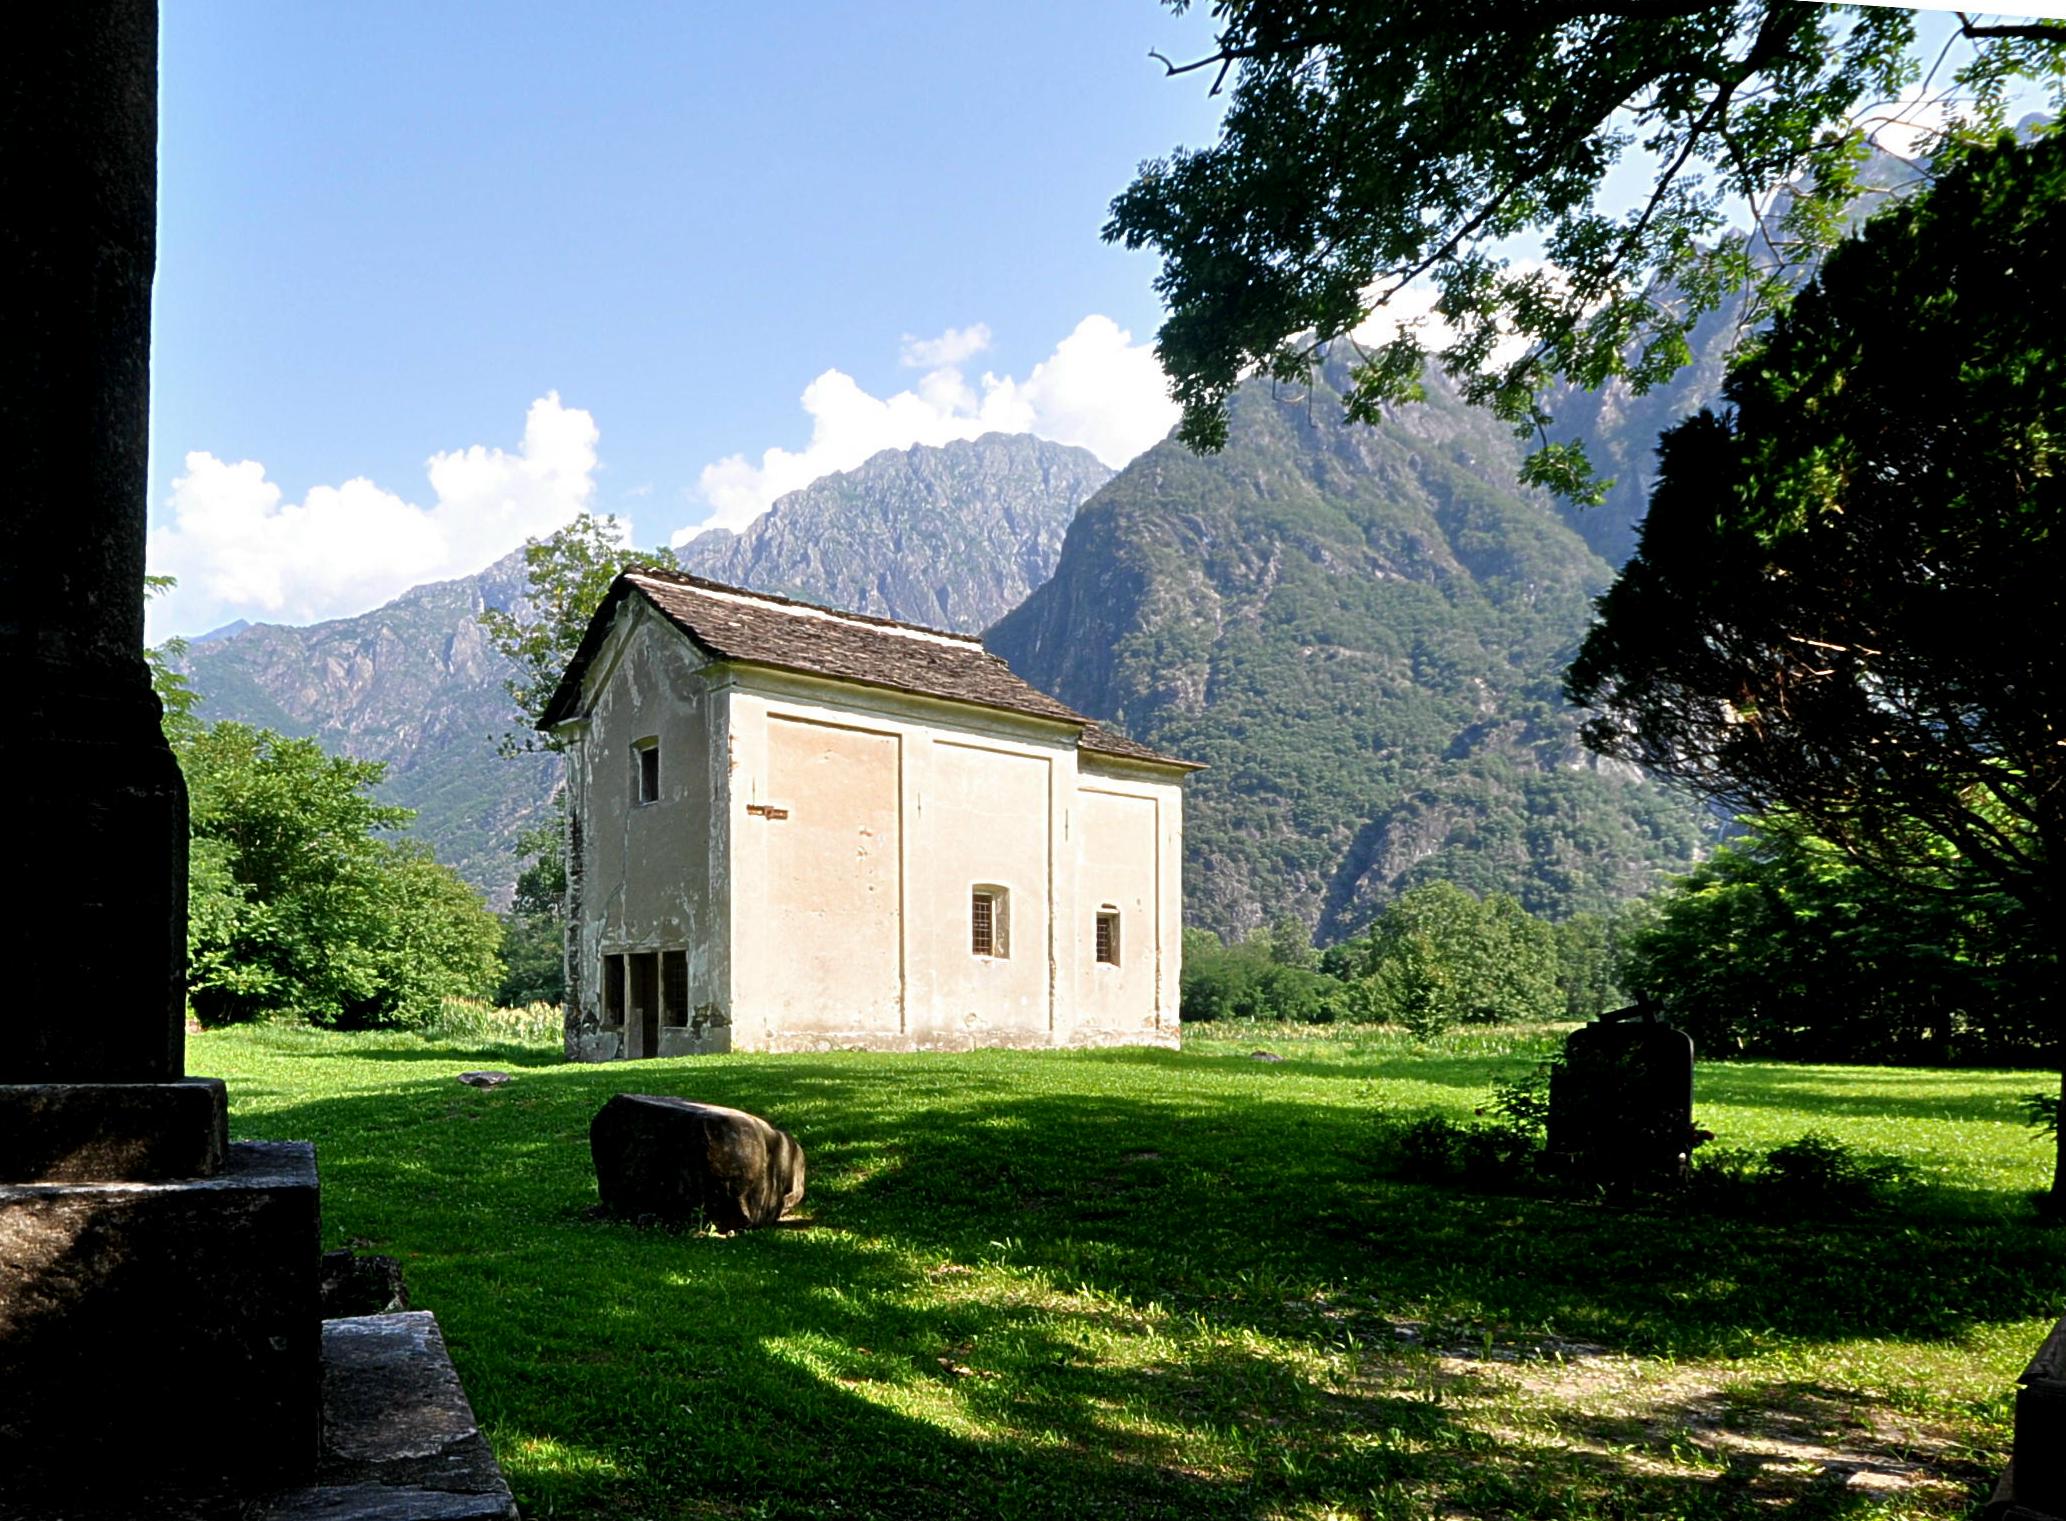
[1110, 2, 2062, 497]
[1565, 133, 2063, 1191]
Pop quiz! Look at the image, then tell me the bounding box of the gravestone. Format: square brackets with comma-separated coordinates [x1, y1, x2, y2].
[1546, 1005, 1696, 1189]
[1989, 1312, 2066, 1519]
[0, 11, 512, 1516]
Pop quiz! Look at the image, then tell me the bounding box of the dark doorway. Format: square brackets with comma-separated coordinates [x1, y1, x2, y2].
[629, 952, 659, 1058]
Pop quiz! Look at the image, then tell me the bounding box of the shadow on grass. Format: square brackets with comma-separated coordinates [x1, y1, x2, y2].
[234, 1055, 2051, 1519]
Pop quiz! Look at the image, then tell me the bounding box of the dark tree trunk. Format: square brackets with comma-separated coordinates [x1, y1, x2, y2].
[2052, 1062, 2065, 1217]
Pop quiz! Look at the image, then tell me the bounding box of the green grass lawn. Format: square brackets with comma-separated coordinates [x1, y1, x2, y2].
[196, 1018, 2065, 1521]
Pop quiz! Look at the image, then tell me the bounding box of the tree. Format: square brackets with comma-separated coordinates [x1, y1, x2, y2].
[180, 720, 503, 1027]
[1618, 815, 2046, 1064]
[496, 806, 568, 1007]
[1109, 2, 2062, 496]
[1565, 134, 2064, 1194]
[1332, 881, 1560, 1034]
[478, 511, 678, 749]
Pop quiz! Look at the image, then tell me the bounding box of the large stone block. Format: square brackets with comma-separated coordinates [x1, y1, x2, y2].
[0, 1076, 227, 1182]
[590, 1094, 805, 1231]
[0, 1140, 321, 1493]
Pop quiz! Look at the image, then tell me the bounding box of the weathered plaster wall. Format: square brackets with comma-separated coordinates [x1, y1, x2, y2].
[725, 669, 1181, 1052]
[911, 738, 1051, 1047]
[1066, 762, 1185, 1046]
[561, 603, 728, 1060]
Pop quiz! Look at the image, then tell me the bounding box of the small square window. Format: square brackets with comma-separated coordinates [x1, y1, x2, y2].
[1096, 910, 1120, 966]
[971, 887, 1009, 958]
[633, 738, 660, 804]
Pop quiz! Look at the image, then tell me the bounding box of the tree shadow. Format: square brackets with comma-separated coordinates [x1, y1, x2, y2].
[229, 1054, 2046, 1518]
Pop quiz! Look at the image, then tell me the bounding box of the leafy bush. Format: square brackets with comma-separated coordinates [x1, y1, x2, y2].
[1181, 926, 1346, 1024]
[1329, 883, 1562, 1036]
[1619, 814, 2052, 1065]
[1689, 1132, 1907, 1218]
[1485, 1061, 1557, 1140]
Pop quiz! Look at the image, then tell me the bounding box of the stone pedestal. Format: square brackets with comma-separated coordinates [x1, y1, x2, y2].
[0, 10, 514, 1518]
[0, 1141, 322, 1493]
[0, 1077, 227, 1181]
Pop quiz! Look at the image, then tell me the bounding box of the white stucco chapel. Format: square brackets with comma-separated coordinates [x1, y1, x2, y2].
[541, 570, 1199, 1059]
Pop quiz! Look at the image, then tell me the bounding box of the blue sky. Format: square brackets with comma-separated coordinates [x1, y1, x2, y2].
[147, 2, 1226, 637]
[145, 4, 2060, 640]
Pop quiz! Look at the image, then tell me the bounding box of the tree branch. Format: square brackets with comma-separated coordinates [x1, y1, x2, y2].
[1956, 13, 2066, 44]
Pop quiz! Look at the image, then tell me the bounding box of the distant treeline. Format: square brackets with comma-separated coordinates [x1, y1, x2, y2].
[1188, 815, 2053, 1068]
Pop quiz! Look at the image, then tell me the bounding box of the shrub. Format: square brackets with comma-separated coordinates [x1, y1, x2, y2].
[1485, 1061, 1557, 1140]
[1689, 1132, 1906, 1218]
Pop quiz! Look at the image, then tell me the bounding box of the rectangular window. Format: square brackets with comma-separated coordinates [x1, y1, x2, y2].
[1096, 910, 1120, 966]
[662, 949, 688, 1027]
[633, 738, 660, 804]
[601, 953, 626, 1027]
[971, 887, 1008, 958]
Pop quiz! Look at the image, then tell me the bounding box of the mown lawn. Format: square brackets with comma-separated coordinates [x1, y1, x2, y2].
[196, 1019, 2064, 1521]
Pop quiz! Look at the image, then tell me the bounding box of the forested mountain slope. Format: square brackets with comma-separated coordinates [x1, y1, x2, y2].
[987, 359, 1715, 940]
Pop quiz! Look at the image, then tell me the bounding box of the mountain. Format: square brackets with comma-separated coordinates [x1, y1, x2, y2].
[180, 552, 560, 905]
[1549, 142, 1935, 567]
[177, 434, 1111, 902]
[986, 358, 1716, 941]
[677, 432, 1111, 631]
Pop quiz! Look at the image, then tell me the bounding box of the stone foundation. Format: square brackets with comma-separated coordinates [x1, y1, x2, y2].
[0, 1140, 321, 1492]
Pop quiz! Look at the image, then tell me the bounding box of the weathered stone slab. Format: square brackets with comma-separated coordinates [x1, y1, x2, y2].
[0, 1075, 227, 1182]
[0, 1313, 519, 1521]
[591, 1094, 805, 1231]
[0, 1140, 321, 1493]
[1547, 1014, 1696, 1188]
[254, 1313, 518, 1519]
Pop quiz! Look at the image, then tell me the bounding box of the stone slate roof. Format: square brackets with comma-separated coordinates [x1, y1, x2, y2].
[539, 568, 1201, 771]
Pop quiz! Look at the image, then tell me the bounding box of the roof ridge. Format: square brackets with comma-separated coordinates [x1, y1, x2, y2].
[625, 566, 986, 646]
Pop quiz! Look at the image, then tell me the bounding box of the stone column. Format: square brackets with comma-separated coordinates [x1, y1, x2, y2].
[0, 0, 187, 1085]
[0, 6, 322, 1496]
[1, 15, 518, 1513]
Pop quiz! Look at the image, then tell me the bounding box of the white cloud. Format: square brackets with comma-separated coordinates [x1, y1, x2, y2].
[147, 392, 598, 640]
[680, 315, 1179, 538]
[1854, 90, 1957, 161]
[1351, 266, 1559, 373]
[899, 323, 992, 368]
